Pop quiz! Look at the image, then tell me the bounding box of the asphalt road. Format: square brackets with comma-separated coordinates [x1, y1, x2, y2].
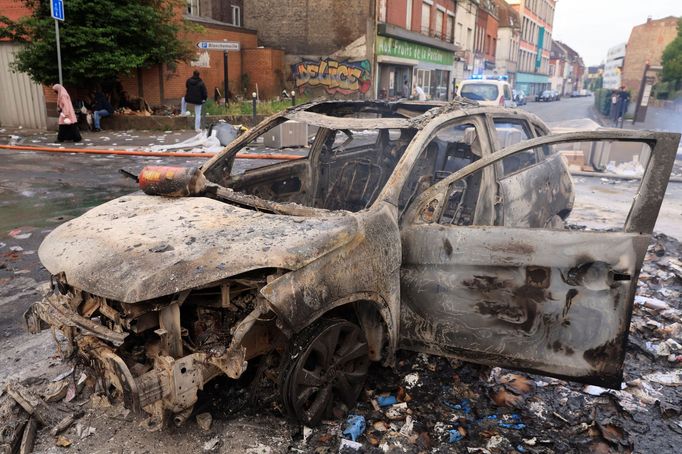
[520, 94, 595, 122]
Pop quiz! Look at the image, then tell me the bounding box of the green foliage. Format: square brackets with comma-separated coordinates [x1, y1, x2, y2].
[203, 97, 311, 116]
[0, 15, 28, 41]
[661, 18, 682, 83]
[10, 0, 194, 87]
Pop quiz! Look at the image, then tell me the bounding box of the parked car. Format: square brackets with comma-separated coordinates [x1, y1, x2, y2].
[513, 89, 527, 106]
[552, 90, 561, 101]
[26, 100, 679, 428]
[538, 90, 554, 102]
[458, 79, 516, 107]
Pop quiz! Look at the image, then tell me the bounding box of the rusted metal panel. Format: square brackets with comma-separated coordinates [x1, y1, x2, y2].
[38, 193, 359, 303]
[400, 226, 651, 387]
[284, 110, 412, 130]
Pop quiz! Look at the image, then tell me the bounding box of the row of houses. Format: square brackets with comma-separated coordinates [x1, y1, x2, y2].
[1, 0, 580, 130]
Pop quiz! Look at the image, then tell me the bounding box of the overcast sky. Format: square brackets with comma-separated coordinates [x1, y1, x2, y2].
[552, 0, 682, 66]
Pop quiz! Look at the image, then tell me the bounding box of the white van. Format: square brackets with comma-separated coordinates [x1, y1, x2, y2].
[458, 79, 516, 107]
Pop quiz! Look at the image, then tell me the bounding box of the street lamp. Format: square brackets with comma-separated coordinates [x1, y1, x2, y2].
[291, 90, 296, 106]
[251, 92, 257, 120]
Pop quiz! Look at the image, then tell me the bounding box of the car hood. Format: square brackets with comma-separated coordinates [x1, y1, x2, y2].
[39, 193, 358, 303]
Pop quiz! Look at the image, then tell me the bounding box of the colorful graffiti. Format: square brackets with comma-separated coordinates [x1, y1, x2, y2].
[292, 58, 371, 95]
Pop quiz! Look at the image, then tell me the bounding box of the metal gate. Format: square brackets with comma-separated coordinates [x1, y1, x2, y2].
[0, 42, 47, 129]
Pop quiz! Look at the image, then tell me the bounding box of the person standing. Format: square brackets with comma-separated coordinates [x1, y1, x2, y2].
[413, 83, 427, 101]
[402, 77, 410, 99]
[52, 84, 81, 142]
[183, 70, 208, 131]
[91, 89, 113, 132]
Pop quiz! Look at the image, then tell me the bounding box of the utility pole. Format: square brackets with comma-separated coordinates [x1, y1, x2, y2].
[51, 0, 65, 85]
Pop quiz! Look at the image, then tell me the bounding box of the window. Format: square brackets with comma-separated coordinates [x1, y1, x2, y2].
[435, 10, 444, 39]
[186, 0, 199, 16]
[406, 0, 413, 30]
[231, 5, 241, 27]
[400, 122, 483, 221]
[421, 2, 431, 35]
[447, 15, 454, 43]
[492, 120, 539, 176]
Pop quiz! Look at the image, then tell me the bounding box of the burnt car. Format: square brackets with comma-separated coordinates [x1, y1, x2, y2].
[25, 99, 679, 429]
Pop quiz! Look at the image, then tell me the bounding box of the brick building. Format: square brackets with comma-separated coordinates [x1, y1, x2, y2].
[243, 0, 458, 100]
[622, 16, 679, 105]
[549, 40, 585, 96]
[377, 0, 457, 100]
[0, 0, 285, 130]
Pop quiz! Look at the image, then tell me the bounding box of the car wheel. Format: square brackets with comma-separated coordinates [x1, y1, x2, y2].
[280, 319, 369, 425]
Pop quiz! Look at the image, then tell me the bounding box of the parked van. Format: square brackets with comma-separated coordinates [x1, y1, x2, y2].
[458, 79, 515, 107]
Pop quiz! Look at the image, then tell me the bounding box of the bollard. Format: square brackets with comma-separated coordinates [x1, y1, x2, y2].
[251, 92, 257, 121]
[291, 90, 296, 107]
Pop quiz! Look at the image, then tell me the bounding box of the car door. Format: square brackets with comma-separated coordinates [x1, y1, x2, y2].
[399, 129, 679, 388]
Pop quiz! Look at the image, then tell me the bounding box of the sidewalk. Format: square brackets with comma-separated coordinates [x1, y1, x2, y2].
[0, 127, 200, 149]
[592, 105, 682, 135]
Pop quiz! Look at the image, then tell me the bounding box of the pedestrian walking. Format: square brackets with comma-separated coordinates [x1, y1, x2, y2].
[182, 70, 208, 131]
[53, 84, 81, 142]
[402, 78, 410, 99]
[91, 88, 113, 132]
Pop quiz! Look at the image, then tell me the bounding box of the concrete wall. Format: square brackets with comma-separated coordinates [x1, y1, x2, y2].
[243, 0, 373, 55]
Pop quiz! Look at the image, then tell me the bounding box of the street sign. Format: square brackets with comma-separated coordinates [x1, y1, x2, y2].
[51, 0, 64, 21]
[196, 41, 240, 51]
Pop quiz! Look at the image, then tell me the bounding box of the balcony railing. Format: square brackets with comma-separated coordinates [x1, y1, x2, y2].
[420, 26, 455, 44]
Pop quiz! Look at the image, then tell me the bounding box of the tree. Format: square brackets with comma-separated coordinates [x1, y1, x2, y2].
[9, 0, 194, 87]
[661, 18, 682, 84]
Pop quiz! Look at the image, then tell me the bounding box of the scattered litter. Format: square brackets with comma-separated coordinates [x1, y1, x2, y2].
[339, 438, 363, 451]
[8, 229, 31, 239]
[203, 436, 220, 451]
[643, 371, 682, 386]
[196, 412, 212, 431]
[635, 295, 671, 311]
[403, 372, 420, 389]
[342, 415, 365, 441]
[55, 435, 72, 447]
[75, 423, 96, 439]
[376, 395, 398, 407]
[9, 246, 24, 252]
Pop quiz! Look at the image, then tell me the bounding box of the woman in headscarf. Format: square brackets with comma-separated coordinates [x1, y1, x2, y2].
[52, 84, 81, 142]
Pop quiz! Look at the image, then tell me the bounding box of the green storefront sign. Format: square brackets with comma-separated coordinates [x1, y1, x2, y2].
[376, 36, 454, 66]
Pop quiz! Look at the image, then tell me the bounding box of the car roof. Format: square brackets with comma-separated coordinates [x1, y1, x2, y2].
[284, 99, 547, 130]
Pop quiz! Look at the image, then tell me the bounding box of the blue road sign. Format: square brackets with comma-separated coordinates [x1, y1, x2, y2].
[51, 0, 65, 21]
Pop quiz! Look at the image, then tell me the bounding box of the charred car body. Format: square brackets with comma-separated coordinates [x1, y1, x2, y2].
[25, 99, 680, 429]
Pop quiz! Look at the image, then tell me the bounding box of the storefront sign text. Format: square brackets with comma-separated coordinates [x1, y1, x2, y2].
[376, 36, 454, 66]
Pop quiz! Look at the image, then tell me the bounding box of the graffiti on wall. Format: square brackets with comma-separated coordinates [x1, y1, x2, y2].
[292, 58, 371, 95]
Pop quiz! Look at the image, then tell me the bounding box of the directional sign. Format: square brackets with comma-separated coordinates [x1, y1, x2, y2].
[196, 41, 240, 51]
[51, 0, 64, 21]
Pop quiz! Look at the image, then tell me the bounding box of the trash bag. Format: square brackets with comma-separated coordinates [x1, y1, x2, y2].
[209, 121, 239, 146]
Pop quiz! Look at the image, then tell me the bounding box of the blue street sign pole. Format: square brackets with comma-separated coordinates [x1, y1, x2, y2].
[51, 0, 64, 85]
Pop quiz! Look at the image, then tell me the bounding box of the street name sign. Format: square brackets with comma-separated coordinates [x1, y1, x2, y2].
[196, 41, 240, 51]
[51, 0, 64, 21]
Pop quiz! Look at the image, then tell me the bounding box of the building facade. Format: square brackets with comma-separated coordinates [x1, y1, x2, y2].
[549, 40, 585, 96]
[603, 43, 626, 90]
[377, 0, 457, 100]
[494, 0, 520, 86]
[188, 0, 244, 26]
[453, 0, 478, 83]
[505, 0, 555, 97]
[473, 0, 499, 75]
[622, 16, 679, 104]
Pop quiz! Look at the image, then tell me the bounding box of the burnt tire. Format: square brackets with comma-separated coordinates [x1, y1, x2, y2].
[280, 318, 369, 426]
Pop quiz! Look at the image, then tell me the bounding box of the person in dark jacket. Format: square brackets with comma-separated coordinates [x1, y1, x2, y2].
[182, 71, 208, 131]
[91, 89, 114, 132]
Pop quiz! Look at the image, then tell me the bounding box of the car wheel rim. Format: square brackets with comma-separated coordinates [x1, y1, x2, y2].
[288, 320, 369, 425]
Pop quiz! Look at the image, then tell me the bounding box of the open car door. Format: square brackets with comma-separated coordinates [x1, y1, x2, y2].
[399, 130, 680, 388]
